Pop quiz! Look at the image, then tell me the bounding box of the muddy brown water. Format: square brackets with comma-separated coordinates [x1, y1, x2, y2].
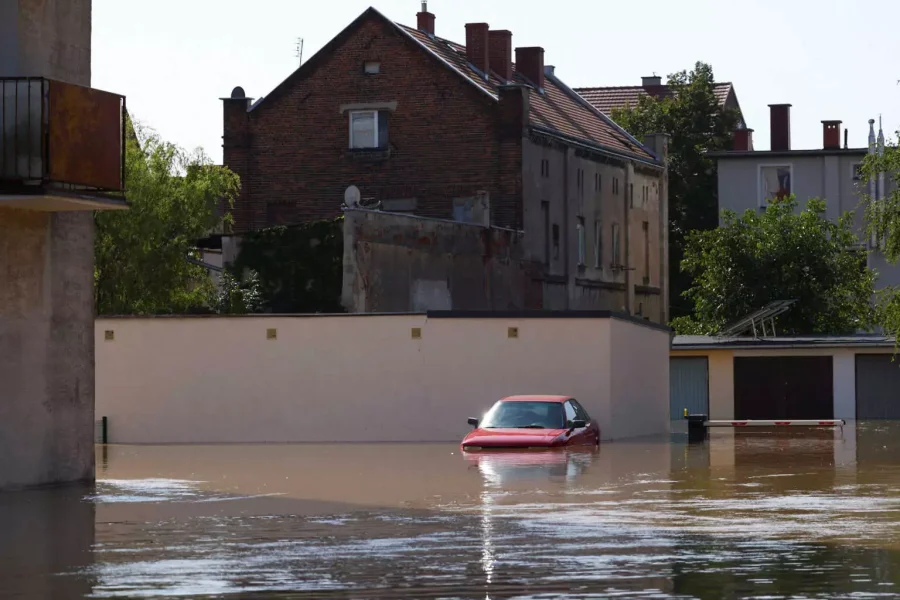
[3, 423, 900, 598]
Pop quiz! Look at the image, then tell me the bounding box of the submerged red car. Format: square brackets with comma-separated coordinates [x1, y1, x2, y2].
[461, 395, 601, 450]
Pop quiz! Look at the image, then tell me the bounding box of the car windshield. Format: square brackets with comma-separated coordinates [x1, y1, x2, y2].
[479, 401, 565, 429]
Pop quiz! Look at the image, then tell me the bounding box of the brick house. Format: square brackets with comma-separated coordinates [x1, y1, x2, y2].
[222, 5, 670, 322]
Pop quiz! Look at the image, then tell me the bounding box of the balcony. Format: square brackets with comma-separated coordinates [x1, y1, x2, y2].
[0, 77, 127, 211]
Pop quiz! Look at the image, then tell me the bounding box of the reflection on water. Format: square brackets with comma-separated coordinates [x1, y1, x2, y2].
[4, 423, 900, 597]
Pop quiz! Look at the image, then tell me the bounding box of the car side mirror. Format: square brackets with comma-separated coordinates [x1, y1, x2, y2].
[570, 419, 586, 430]
[467, 417, 479, 428]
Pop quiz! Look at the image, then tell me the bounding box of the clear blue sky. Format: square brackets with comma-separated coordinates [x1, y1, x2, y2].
[92, 0, 899, 164]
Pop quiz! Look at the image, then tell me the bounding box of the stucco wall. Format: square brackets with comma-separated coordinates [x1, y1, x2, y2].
[95, 314, 670, 444]
[0, 0, 96, 490]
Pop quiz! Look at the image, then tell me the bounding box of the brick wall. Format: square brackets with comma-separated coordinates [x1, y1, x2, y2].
[224, 15, 522, 233]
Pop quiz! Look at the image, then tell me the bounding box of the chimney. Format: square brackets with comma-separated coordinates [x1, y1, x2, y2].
[642, 75, 662, 87]
[844, 128, 848, 149]
[516, 47, 545, 90]
[465, 23, 490, 77]
[416, 1, 435, 36]
[822, 120, 842, 150]
[769, 104, 792, 151]
[733, 128, 754, 152]
[488, 29, 513, 82]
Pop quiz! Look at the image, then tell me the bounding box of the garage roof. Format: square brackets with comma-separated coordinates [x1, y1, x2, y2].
[673, 335, 897, 351]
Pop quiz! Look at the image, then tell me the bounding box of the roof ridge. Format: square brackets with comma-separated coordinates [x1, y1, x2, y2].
[575, 82, 733, 91]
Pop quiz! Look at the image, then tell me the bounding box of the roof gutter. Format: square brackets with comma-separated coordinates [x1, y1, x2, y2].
[531, 125, 664, 169]
[673, 342, 896, 351]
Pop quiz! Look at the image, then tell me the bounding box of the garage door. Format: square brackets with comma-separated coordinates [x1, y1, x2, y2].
[856, 354, 900, 419]
[734, 356, 833, 420]
[670, 357, 709, 420]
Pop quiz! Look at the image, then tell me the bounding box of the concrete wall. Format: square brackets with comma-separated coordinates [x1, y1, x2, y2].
[0, 0, 96, 490]
[671, 346, 896, 421]
[95, 314, 671, 444]
[341, 208, 531, 312]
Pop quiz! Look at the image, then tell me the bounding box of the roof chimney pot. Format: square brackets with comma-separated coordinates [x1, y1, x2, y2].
[417, 3, 435, 36]
[515, 46, 545, 91]
[822, 120, 842, 150]
[465, 23, 491, 78]
[769, 104, 792, 151]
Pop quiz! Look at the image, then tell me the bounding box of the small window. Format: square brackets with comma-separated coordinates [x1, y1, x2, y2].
[759, 164, 792, 207]
[594, 173, 601, 192]
[541, 159, 550, 178]
[577, 168, 584, 193]
[613, 178, 619, 195]
[552, 223, 560, 259]
[349, 110, 389, 149]
[541, 201, 550, 265]
[593, 219, 602, 268]
[364, 61, 381, 74]
[629, 183, 634, 208]
[642, 221, 650, 283]
[611, 223, 621, 266]
[576, 217, 586, 266]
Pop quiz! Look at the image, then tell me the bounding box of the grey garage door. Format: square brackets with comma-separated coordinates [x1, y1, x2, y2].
[670, 357, 709, 420]
[856, 354, 900, 419]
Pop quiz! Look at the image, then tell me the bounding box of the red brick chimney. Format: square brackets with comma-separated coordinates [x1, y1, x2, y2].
[822, 120, 842, 150]
[769, 104, 792, 151]
[465, 23, 490, 77]
[733, 128, 754, 151]
[516, 47, 545, 90]
[489, 30, 513, 82]
[416, 1, 435, 36]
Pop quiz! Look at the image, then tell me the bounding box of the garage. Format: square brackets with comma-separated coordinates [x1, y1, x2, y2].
[856, 354, 900, 419]
[670, 357, 709, 420]
[734, 356, 833, 420]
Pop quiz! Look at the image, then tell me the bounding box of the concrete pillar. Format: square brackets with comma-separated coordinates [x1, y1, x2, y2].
[0, 0, 96, 489]
[832, 350, 856, 420]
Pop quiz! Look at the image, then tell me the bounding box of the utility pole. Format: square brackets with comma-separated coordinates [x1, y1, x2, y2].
[295, 38, 304, 67]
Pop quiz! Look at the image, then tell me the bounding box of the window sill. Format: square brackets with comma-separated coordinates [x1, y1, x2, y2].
[346, 148, 391, 161]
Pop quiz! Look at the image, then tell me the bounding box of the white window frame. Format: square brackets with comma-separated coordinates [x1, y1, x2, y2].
[349, 110, 379, 149]
[757, 163, 793, 208]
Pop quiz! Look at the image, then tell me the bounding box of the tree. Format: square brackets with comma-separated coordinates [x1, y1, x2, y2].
[95, 122, 240, 315]
[861, 128, 900, 337]
[611, 62, 742, 319]
[210, 270, 264, 314]
[671, 195, 875, 336]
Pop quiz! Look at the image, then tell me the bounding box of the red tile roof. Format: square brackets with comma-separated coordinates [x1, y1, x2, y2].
[396, 24, 658, 163]
[574, 83, 734, 116]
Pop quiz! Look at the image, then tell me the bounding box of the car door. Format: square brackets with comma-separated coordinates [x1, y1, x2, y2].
[563, 400, 586, 445]
[572, 399, 599, 445]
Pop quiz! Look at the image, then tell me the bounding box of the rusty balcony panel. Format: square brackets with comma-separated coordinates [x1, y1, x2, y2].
[0, 77, 126, 208]
[47, 80, 124, 192]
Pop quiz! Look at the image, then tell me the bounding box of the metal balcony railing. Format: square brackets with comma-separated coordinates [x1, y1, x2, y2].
[0, 77, 125, 195]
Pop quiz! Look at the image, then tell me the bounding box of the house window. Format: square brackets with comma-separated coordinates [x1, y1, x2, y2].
[541, 159, 550, 178]
[642, 221, 650, 283]
[759, 164, 792, 206]
[349, 110, 389, 149]
[576, 217, 586, 266]
[853, 162, 864, 182]
[577, 169, 584, 194]
[629, 183, 634, 208]
[613, 178, 619, 195]
[541, 201, 550, 265]
[364, 61, 381, 74]
[611, 223, 620, 267]
[593, 219, 602, 268]
[595, 173, 601, 192]
[552, 223, 560, 259]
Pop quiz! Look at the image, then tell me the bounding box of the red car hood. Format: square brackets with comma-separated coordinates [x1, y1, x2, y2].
[461, 428, 567, 448]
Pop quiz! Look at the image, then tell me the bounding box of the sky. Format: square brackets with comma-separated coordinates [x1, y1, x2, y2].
[92, 0, 900, 165]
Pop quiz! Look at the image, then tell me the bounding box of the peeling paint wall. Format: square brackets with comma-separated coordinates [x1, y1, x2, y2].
[342, 209, 530, 313]
[0, 0, 95, 490]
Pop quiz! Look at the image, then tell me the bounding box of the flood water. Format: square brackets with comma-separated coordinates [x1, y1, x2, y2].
[4, 423, 900, 598]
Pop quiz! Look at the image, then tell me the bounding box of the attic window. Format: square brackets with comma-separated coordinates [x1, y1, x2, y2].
[364, 61, 381, 75]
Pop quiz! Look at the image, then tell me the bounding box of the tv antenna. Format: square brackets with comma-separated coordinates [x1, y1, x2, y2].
[295, 38, 305, 66]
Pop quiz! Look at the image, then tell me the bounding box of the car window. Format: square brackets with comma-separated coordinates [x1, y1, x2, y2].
[563, 401, 577, 424]
[572, 399, 591, 422]
[480, 401, 565, 429]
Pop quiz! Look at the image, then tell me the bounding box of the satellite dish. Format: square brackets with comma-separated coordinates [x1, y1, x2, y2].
[344, 185, 361, 208]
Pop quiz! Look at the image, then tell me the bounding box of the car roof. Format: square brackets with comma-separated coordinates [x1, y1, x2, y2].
[500, 395, 571, 403]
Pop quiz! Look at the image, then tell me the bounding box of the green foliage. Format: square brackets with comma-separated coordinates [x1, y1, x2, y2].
[611, 62, 742, 319]
[211, 270, 264, 314]
[95, 121, 240, 315]
[860, 130, 900, 338]
[672, 195, 876, 336]
[231, 219, 344, 313]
